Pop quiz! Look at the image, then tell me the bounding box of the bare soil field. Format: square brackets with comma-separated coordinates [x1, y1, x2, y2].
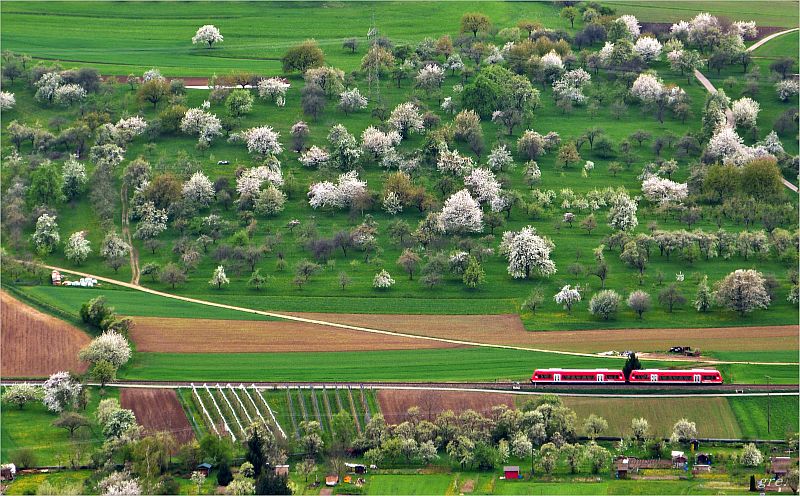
[120, 388, 194, 444]
[293, 313, 797, 354]
[130, 317, 460, 353]
[377, 389, 515, 424]
[0, 291, 90, 377]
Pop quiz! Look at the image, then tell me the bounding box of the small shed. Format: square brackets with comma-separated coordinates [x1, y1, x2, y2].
[503, 466, 520, 479]
[695, 453, 712, 465]
[345, 463, 366, 474]
[1, 463, 16, 481]
[769, 457, 792, 476]
[671, 451, 687, 468]
[614, 458, 633, 479]
[196, 462, 212, 476]
[325, 475, 339, 487]
[274, 465, 289, 477]
[51, 270, 62, 285]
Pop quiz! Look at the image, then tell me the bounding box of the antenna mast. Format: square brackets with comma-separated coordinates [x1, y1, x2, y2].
[367, 12, 381, 104]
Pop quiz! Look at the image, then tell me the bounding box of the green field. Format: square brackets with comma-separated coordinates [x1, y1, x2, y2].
[728, 395, 800, 440]
[0, 388, 119, 466]
[3, 470, 92, 496]
[608, 1, 799, 28]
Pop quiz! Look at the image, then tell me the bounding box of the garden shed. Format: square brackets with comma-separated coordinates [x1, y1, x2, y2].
[503, 466, 520, 479]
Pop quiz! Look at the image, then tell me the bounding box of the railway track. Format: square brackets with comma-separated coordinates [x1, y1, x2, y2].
[3, 379, 797, 396]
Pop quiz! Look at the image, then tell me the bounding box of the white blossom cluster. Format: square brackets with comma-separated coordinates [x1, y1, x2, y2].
[732, 21, 758, 39]
[607, 193, 638, 231]
[499, 225, 557, 279]
[539, 50, 564, 71]
[437, 144, 475, 175]
[382, 191, 403, 215]
[180, 107, 222, 144]
[339, 87, 368, 113]
[416, 64, 446, 88]
[236, 165, 284, 197]
[440, 189, 483, 233]
[705, 127, 776, 166]
[53, 84, 87, 106]
[43, 371, 82, 412]
[464, 167, 503, 207]
[361, 126, 401, 158]
[115, 116, 148, 142]
[373, 269, 396, 289]
[388, 102, 425, 136]
[258, 77, 290, 106]
[142, 68, 164, 82]
[34, 72, 64, 102]
[731, 97, 760, 128]
[182, 171, 215, 207]
[308, 170, 367, 210]
[79, 331, 131, 367]
[484, 46, 505, 65]
[240, 126, 283, 156]
[0, 91, 15, 110]
[630, 73, 665, 102]
[554, 285, 581, 308]
[192, 24, 223, 47]
[299, 145, 330, 168]
[552, 68, 591, 104]
[641, 176, 689, 205]
[776, 79, 799, 102]
[134, 201, 168, 240]
[634, 36, 663, 62]
[487, 144, 513, 171]
[617, 14, 641, 38]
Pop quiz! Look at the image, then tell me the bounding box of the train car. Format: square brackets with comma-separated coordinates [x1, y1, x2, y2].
[628, 369, 723, 384]
[531, 368, 626, 384]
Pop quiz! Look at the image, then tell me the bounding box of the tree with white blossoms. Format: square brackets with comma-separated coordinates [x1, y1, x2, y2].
[733, 20, 758, 40]
[65, 231, 92, 265]
[339, 87, 368, 115]
[100, 231, 130, 272]
[79, 331, 131, 368]
[634, 36, 662, 62]
[741, 443, 764, 467]
[464, 167, 502, 207]
[299, 146, 330, 168]
[641, 176, 688, 205]
[437, 144, 475, 175]
[670, 418, 697, 443]
[2, 384, 42, 410]
[253, 184, 286, 216]
[240, 126, 283, 156]
[62, 155, 87, 200]
[182, 171, 215, 208]
[32, 213, 60, 255]
[361, 126, 401, 159]
[327, 124, 363, 169]
[500, 225, 556, 279]
[192, 24, 223, 48]
[607, 193, 638, 232]
[440, 189, 483, 234]
[383, 191, 403, 215]
[416, 64, 445, 95]
[209, 265, 230, 289]
[236, 165, 284, 197]
[308, 170, 367, 210]
[630, 73, 665, 102]
[714, 269, 770, 316]
[98, 472, 142, 496]
[540, 50, 564, 71]
[388, 102, 425, 137]
[115, 116, 148, 143]
[35, 72, 64, 103]
[552, 68, 591, 104]
[554, 285, 581, 313]
[487, 144, 514, 171]
[190, 472, 207, 493]
[445, 53, 465, 75]
[373, 269, 395, 289]
[0, 91, 15, 111]
[776, 79, 799, 102]
[731, 97, 759, 129]
[54, 84, 87, 106]
[180, 107, 222, 144]
[257, 77, 290, 107]
[134, 201, 168, 240]
[43, 371, 82, 412]
[617, 14, 641, 38]
[142, 68, 164, 82]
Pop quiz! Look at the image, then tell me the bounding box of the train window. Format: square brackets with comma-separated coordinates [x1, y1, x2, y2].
[702, 375, 716, 380]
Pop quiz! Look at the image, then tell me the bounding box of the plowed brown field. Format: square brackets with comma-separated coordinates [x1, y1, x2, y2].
[1, 291, 90, 377]
[377, 389, 515, 423]
[120, 388, 194, 444]
[292, 313, 797, 353]
[130, 317, 460, 352]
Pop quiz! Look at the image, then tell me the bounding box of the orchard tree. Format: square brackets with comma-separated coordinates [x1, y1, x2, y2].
[499, 225, 556, 279]
[560, 6, 578, 28]
[192, 25, 223, 48]
[588, 290, 621, 320]
[583, 414, 608, 439]
[554, 285, 581, 313]
[397, 249, 421, 280]
[440, 190, 483, 234]
[100, 231, 130, 272]
[631, 418, 650, 442]
[65, 231, 92, 265]
[461, 12, 491, 37]
[694, 275, 713, 312]
[226, 89, 254, 117]
[522, 288, 544, 314]
[43, 371, 82, 413]
[53, 411, 90, 438]
[137, 78, 170, 109]
[32, 213, 60, 255]
[627, 290, 651, 319]
[160, 262, 187, 289]
[79, 331, 132, 368]
[608, 194, 638, 232]
[659, 284, 686, 313]
[62, 155, 87, 200]
[2, 384, 42, 410]
[209, 265, 230, 289]
[670, 418, 697, 443]
[714, 269, 770, 316]
[282, 40, 324, 73]
[463, 257, 485, 289]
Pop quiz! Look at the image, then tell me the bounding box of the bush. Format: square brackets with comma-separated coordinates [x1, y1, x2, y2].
[12, 448, 37, 469]
[588, 289, 621, 320]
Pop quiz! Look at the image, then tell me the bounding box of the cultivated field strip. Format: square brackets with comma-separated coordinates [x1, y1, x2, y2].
[285, 388, 300, 438]
[310, 389, 325, 432]
[295, 387, 310, 422]
[252, 387, 287, 438]
[321, 385, 335, 432]
[203, 383, 236, 441]
[346, 386, 363, 432]
[191, 383, 219, 435]
[215, 385, 245, 438]
[227, 384, 253, 424]
[240, 386, 265, 423]
[360, 385, 372, 424]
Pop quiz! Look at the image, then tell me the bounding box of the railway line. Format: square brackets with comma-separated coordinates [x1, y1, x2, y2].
[3, 379, 797, 397]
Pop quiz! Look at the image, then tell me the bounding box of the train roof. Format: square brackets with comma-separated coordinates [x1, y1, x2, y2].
[632, 369, 720, 373]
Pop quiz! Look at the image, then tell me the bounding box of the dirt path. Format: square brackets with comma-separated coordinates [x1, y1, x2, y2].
[693, 28, 800, 193]
[35, 264, 800, 366]
[120, 185, 140, 285]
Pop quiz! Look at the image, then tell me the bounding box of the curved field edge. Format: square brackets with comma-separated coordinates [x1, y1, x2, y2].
[119, 349, 799, 384]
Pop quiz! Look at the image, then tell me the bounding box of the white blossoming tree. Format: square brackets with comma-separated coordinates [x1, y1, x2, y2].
[209, 265, 230, 289]
[308, 170, 367, 210]
[192, 24, 223, 48]
[79, 331, 131, 367]
[634, 36, 663, 62]
[0, 91, 15, 111]
[437, 144, 475, 175]
[731, 97, 760, 129]
[134, 201, 168, 240]
[180, 108, 222, 144]
[65, 231, 92, 265]
[373, 269, 396, 289]
[607, 194, 638, 231]
[361, 126, 401, 159]
[500, 225, 556, 279]
[554, 285, 581, 313]
[641, 176, 688, 205]
[62, 155, 88, 200]
[552, 68, 591, 104]
[240, 126, 283, 156]
[182, 171, 215, 208]
[339, 87, 368, 115]
[388, 102, 425, 137]
[100, 231, 130, 272]
[440, 189, 483, 234]
[258, 77, 290, 106]
[299, 146, 330, 168]
[714, 269, 770, 316]
[464, 167, 502, 206]
[53, 84, 87, 106]
[43, 371, 82, 412]
[32, 213, 60, 255]
[487, 144, 514, 171]
[416, 64, 445, 95]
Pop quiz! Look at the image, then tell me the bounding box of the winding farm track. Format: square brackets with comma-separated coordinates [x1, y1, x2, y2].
[32, 264, 800, 367]
[693, 27, 800, 193]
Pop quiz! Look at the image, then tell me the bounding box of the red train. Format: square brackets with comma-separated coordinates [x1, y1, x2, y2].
[531, 368, 722, 385]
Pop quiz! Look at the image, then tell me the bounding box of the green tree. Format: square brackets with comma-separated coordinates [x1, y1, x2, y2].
[282, 40, 324, 73]
[53, 411, 90, 437]
[461, 12, 491, 37]
[622, 353, 642, 380]
[560, 6, 578, 27]
[462, 256, 485, 289]
[28, 161, 63, 207]
[226, 88, 254, 117]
